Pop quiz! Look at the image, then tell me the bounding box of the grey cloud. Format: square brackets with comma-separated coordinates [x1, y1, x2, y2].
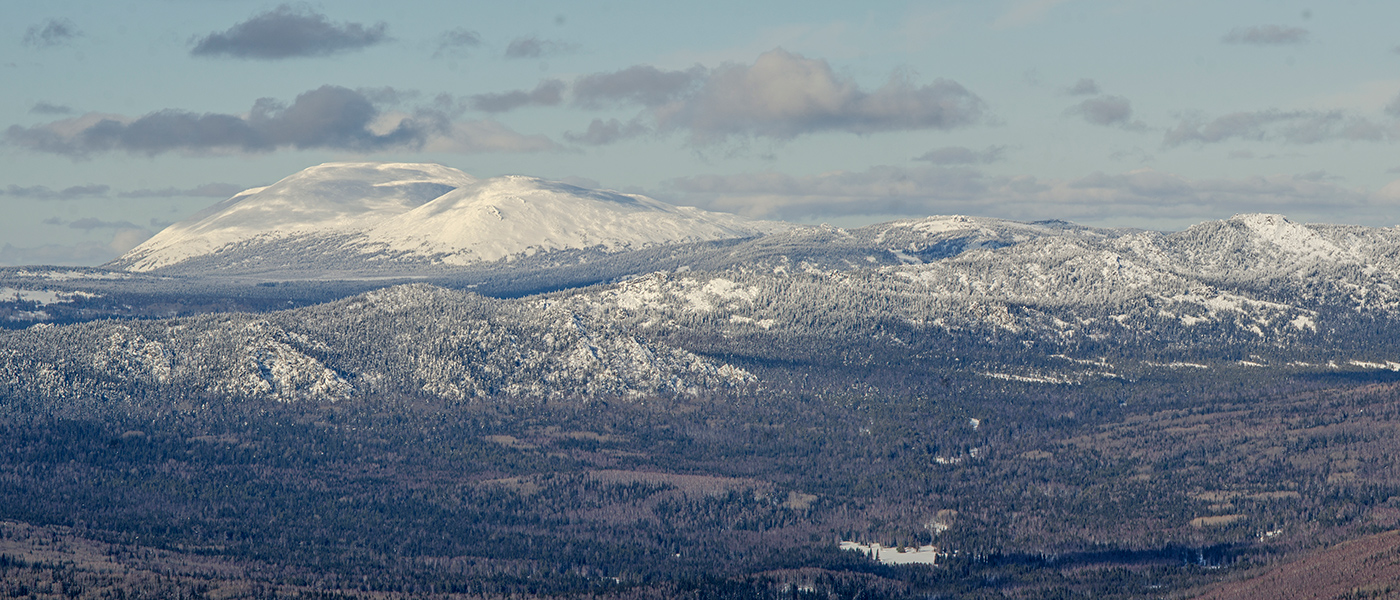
[1066, 78, 1099, 96]
[469, 80, 565, 113]
[473, 50, 983, 143]
[1386, 94, 1400, 118]
[2, 184, 109, 200]
[572, 65, 704, 108]
[913, 145, 1006, 165]
[1282, 113, 1390, 143]
[66, 218, 141, 231]
[1165, 110, 1395, 146]
[23, 19, 80, 48]
[118, 183, 249, 198]
[30, 102, 73, 115]
[1067, 95, 1144, 129]
[1166, 111, 1290, 144]
[191, 5, 388, 59]
[665, 165, 1384, 227]
[563, 118, 650, 145]
[1222, 25, 1308, 45]
[655, 49, 985, 143]
[504, 36, 576, 59]
[434, 28, 481, 58]
[5, 86, 432, 157]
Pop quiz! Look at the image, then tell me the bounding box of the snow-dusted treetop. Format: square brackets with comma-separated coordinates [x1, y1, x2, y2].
[111, 162, 789, 272]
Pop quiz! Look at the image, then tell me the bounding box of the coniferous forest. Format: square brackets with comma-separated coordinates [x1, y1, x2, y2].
[6, 212, 1400, 598]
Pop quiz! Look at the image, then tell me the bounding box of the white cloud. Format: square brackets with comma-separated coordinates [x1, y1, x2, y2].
[653, 49, 985, 143]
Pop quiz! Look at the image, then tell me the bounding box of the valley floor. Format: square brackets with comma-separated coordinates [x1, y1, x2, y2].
[2, 376, 1399, 598]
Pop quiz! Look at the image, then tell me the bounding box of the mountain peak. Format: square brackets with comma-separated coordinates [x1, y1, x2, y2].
[109, 162, 784, 274]
[1225, 212, 1340, 257]
[1229, 212, 1293, 228]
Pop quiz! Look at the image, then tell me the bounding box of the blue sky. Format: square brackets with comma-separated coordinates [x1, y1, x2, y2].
[4, 0, 1400, 265]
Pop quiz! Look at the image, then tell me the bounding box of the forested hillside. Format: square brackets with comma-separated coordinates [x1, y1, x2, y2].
[4, 211, 1400, 598]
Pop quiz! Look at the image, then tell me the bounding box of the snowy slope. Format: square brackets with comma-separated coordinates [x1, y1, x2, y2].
[115, 162, 476, 271]
[110, 162, 787, 273]
[0, 284, 754, 409]
[10, 212, 1400, 407]
[358, 176, 781, 265]
[537, 213, 1400, 377]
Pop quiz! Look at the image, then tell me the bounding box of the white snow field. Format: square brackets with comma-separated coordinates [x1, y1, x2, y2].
[114, 162, 788, 272]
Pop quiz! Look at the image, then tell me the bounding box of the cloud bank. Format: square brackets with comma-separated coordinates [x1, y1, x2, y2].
[665, 165, 1391, 227]
[5, 86, 558, 157]
[660, 50, 984, 141]
[192, 5, 388, 59]
[554, 49, 984, 144]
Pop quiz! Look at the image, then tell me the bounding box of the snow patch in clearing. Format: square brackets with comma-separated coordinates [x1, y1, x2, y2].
[840, 541, 944, 565]
[1348, 360, 1400, 371]
[1, 288, 101, 306]
[1146, 361, 1210, 369]
[981, 372, 1075, 385]
[13, 269, 133, 281]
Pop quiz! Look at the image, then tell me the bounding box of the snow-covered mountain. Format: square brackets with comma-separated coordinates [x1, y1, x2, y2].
[533, 213, 1400, 382]
[11, 208, 1400, 408]
[110, 162, 788, 274]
